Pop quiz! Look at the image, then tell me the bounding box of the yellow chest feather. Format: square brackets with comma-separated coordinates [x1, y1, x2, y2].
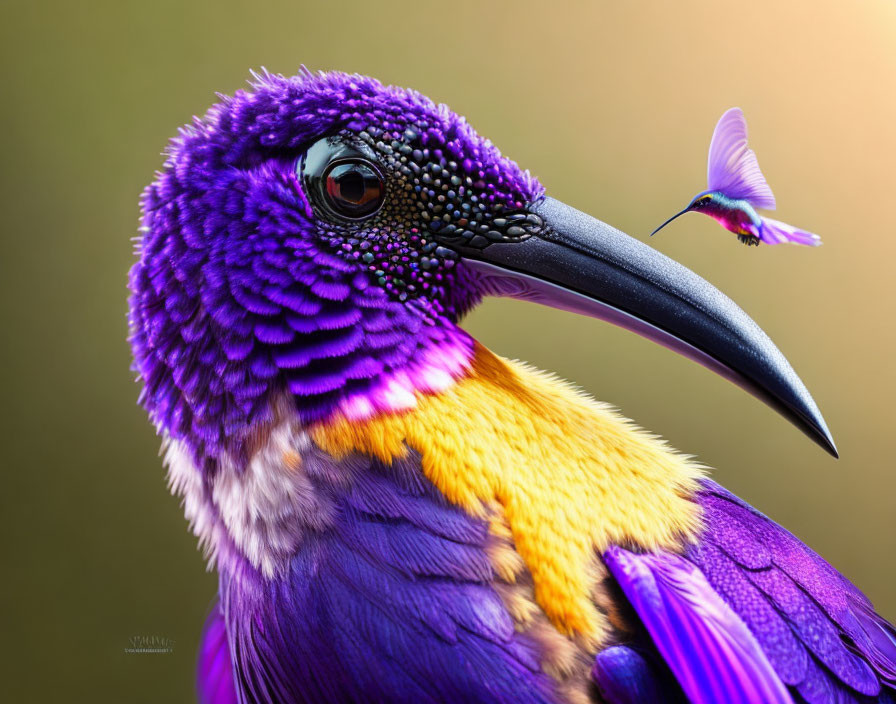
[312, 343, 704, 643]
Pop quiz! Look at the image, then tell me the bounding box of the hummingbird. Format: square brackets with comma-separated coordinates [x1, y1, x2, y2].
[652, 107, 822, 247]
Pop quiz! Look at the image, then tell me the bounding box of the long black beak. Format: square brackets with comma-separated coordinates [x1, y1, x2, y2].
[650, 205, 691, 236]
[461, 197, 837, 457]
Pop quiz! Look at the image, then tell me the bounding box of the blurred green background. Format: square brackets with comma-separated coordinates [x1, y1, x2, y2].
[2, 1, 894, 701]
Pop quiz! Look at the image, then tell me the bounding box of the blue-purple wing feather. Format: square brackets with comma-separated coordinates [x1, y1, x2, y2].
[604, 544, 794, 704]
[603, 481, 896, 704]
[688, 480, 896, 704]
[707, 107, 777, 209]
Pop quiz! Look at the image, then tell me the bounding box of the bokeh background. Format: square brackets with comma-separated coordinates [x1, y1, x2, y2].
[2, 1, 894, 701]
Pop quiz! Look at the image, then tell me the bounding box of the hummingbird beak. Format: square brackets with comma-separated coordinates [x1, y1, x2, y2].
[650, 204, 692, 236]
[457, 196, 837, 457]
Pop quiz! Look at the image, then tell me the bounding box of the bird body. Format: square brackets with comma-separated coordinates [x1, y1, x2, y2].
[189, 343, 704, 703]
[130, 71, 894, 703]
[687, 189, 764, 244]
[652, 108, 822, 246]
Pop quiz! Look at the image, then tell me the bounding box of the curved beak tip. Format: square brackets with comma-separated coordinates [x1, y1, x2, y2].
[792, 403, 838, 458]
[813, 422, 839, 459]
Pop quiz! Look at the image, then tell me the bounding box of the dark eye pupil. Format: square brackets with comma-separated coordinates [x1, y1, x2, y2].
[324, 162, 384, 217]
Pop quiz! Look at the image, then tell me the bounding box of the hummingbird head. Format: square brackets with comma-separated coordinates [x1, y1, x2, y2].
[688, 192, 715, 211]
[129, 70, 835, 470]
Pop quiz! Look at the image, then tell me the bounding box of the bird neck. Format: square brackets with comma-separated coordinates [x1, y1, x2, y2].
[312, 341, 705, 644]
[131, 237, 478, 469]
[705, 192, 759, 220]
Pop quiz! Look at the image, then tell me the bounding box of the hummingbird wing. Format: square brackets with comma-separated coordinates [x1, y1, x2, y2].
[707, 108, 777, 210]
[760, 217, 822, 246]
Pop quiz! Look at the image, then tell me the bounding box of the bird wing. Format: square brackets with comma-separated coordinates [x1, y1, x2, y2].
[603, 545, 794, 704]
[760, 216, 823, 246]
[604, 480, 896, 704]
[707, 107, 777, 210]
[197, 600, 239, 704]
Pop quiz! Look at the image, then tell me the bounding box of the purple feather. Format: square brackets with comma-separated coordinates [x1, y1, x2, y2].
[219, 450, 560, 704]
[707, 107, 777, 209]
[689, 480, 896, 703]
[760, 216, 823, 246]
[603, 545, 794, 704]
[196, 601, 239, 704]
[128, 70, 543, 468]
[592, 645, 686, 704]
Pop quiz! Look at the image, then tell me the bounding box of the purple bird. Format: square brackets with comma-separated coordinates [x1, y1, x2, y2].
[129, 71, 894, 703]
[652, 107, 822, 246]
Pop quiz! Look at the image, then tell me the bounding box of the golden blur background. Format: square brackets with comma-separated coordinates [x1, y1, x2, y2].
[2, 1, 894, 700]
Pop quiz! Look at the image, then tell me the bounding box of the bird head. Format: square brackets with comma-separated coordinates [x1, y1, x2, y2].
[129, 70, 835, 467]
[688, 192, 715, 211]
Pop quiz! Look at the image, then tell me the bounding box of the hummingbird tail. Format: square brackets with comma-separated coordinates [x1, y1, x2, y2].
[759, 217, 822, 247]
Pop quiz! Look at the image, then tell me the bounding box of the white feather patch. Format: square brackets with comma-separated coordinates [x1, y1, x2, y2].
[163, 417, 332, 579]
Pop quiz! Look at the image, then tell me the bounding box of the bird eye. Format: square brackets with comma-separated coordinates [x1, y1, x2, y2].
[299, 137, 386, 222]
[323, 161, 384, 218]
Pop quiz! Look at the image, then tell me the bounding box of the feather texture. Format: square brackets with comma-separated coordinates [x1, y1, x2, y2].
[220, 451, 561, 704]
[313, 342, 704, 643]
[707, 107, 777, 210]
[687, 481, 896, 704]
[591, 645, 686, 704]
[197, 601, 239, 704]
[760, 216, 822, 246]
[601, 483, 896, 704]
[603, 545, 794, 704]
